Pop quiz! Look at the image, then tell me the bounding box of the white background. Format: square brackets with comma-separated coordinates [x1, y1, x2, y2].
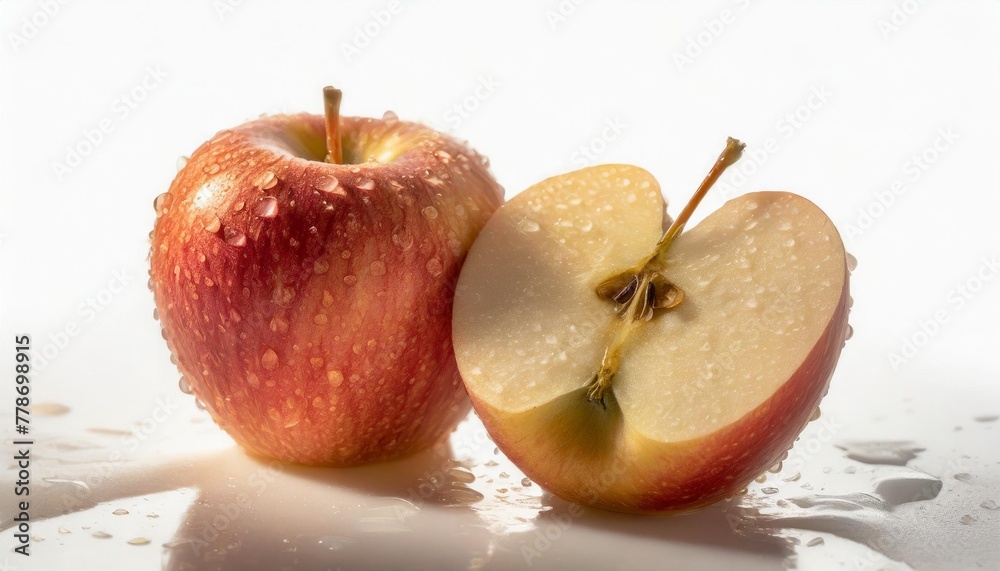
[1, 2, 998, 570]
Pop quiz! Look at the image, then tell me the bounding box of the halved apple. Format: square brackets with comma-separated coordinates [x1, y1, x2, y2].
[452, 140, 850, 513]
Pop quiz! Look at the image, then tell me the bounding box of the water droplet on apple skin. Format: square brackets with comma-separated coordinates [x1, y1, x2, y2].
[256, 196, 278, 218]
[205, 215, 221, 233]
[176, 156, 189, 171]
[847, 252, 858, 271]
[422, 206, 438, 220]
[316, 175, 340, 193]
[224, 227, 247, 247]
[153, 192, 172, 216]
[178, 376, 192, 394]
[357, 178, 375, 191]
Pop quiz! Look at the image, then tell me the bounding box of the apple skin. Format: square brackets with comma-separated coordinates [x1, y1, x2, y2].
[151, 113, 503, 466]
[467, 269, 849, 514]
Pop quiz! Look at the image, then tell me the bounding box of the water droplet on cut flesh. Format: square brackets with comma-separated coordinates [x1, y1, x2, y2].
[256, 196, 278, 218]
[518, 219, 540, 233]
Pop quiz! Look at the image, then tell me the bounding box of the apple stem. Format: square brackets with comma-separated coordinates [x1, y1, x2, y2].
[587, 137, 745, 406]
[324, 86, 343, 164]
[651, 137, 745, 263]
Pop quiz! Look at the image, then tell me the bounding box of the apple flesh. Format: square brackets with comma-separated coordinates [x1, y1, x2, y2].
[452, 161, 849, 513]
[151, 94, 503, 466]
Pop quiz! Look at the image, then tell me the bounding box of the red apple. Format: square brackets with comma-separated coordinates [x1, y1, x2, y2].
[150, 87, 503, 466]
[452, 139, 851, 513]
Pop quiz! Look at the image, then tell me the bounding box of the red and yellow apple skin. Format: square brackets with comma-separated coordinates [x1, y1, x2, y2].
[150, 113, 502, 466]
[470, 275, 848, 513]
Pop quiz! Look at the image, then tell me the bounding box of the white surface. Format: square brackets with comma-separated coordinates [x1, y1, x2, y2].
[1, 2, 999, 570]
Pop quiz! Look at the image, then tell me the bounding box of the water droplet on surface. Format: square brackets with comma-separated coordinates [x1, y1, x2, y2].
[755, 474, 768, 483]
[112, 509, 129, 516]
[256, 196, 278, 218]
[422, 206, 438, 220]
[262, 349, 279, 371]
[224, 227, 247, 247]
[128, 537, 151, 546]
[357, 178, 375, 190]
[782, 472, 801, 482]
[760, 487, 779, 495]
[954, 472, 973, 482]
[959, 514, 976, 525]
[93, 531, 112, 539]
[768, 461, 783, 473]
[440, 487, 484, 506]
[205, 215, 221, 233]
[981, 500, 999, 510]
[30, 403, 71, 415]
[807, 537, 825, 547]
[521, 478, 532, 487]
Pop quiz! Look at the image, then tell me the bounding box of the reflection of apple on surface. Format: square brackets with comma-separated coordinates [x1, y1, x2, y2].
[453, 139, 851, 513]
[150, 87, 503, 465]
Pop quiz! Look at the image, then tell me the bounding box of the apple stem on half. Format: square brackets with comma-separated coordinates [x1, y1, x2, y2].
[587, 137, 746, 406]
[324, 86, 343, 164]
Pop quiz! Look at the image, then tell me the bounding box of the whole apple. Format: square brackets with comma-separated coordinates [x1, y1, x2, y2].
[150, 88, 503, 465]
